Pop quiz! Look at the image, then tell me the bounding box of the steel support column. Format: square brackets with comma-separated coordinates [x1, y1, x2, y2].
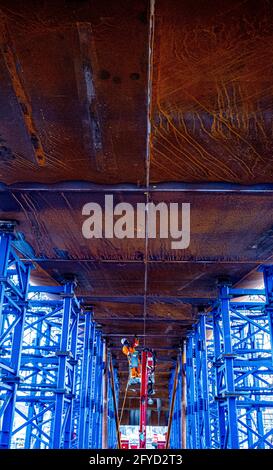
[192, 314, 211, 448]
[219, 286, 239, 448]
[108, 354, 120, 449]
[78, 310, 94, 448]
[90, 330, 104, 448]
[102, 340, 108, 449]
[186, 334, 196, 448]
[181, 342, 187, 449]
[83, 321, 96, 448]
[262, 266, 273, 357]
[52, 282, 76, 448]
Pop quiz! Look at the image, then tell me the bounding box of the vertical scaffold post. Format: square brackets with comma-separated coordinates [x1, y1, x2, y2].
[84, 320, 96, 448]
[194, 314, 211, 448]
[24, 320, 43, 449]
[63, 292, 79, 448]
[212, 304, 225, 448]
[219, 286, 239, 448]
[108, 354, 121, 449]
[97, 332, 104, 449]
[90, 330, 104, 448]
[262, 266, 273, 358]
[0, 231, 31, 448]
[102, 340, 108, 449]
[182, 341, 187, 449]
[0, 233, 10, 327]
[52, 281, 75, 448]
[186, 334, 196, 448]
[78, 309, 93, 448]
[186, 314, 211, 449]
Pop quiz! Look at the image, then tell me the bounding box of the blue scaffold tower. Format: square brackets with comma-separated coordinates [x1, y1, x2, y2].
[1, 224, 273, 450]
[0, 228, 119, 449]
[186, 280, 273, 449]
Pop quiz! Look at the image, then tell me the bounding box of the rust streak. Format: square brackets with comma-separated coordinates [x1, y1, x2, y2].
[0, 11, 46, 166]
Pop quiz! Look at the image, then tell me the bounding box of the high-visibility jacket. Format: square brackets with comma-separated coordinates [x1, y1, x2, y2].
[122, 338, 140, 377]
[122, 337, 139, 357]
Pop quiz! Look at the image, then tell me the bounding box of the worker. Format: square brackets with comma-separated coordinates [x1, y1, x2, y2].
[121, 336, 141, 384]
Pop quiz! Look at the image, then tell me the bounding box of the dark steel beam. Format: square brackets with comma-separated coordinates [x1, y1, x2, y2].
[21, 258, 272, 264]
[2, 181, 273, 192]
[84, 296, 210, 305]
[95, 317, 193, 324]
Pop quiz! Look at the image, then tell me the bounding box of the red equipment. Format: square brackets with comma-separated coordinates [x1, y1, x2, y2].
[139, 350, 148, 448]
[121, 439, 129, 449]
[157, 440, 166, 449]
[139, 349, 155, 449]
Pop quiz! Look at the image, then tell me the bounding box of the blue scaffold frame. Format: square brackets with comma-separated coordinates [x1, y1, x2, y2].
[0, 232, 115, 449]
[186, 315, 210, 449]
[186, 279, 273, 449]
[0, 233, 31, 448]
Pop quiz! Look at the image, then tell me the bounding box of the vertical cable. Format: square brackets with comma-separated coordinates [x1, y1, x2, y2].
[143, 0, 155, 346]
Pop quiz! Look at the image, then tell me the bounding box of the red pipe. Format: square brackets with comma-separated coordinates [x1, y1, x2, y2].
[139, 350, 148, 449]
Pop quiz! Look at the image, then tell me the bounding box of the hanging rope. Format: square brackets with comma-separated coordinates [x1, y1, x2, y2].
[119, 375, 130, 424]
[109, 354, 122, 449]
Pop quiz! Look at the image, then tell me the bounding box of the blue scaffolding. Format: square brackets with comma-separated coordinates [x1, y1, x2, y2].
[186, 280, 273, 449]
[3, 227, 273, 450]
[107, 355, 119, 449]
[0, 232, 31, 448]
[168, 353, 183, 448]
[0, 232, 115, 449]
[186, 314, 210, 449]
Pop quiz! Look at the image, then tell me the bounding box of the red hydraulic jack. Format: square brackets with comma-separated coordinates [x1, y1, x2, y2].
[139, 350, 148, 448]
[139, 349, 155, 449]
